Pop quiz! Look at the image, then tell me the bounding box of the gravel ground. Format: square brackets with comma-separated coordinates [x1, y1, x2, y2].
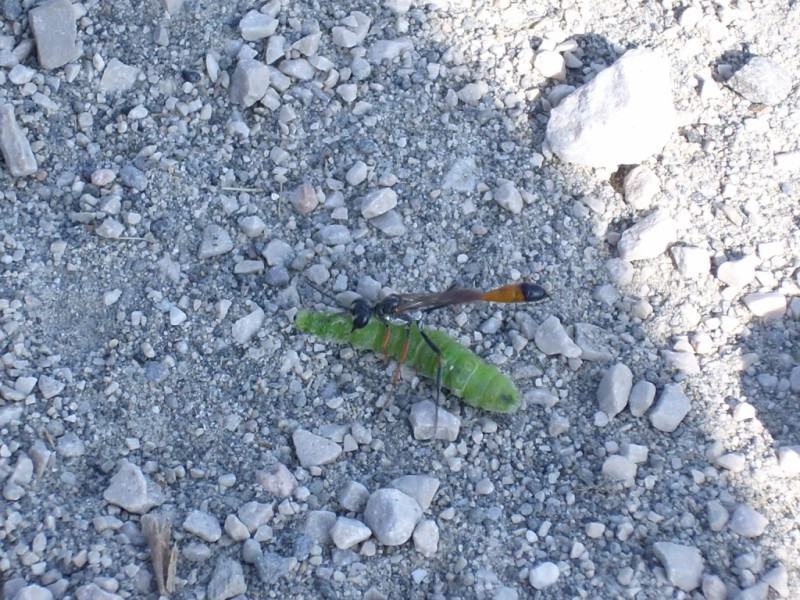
[1, 1, 799, 599]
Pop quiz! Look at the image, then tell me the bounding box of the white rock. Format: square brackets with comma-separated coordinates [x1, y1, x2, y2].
[494, 180, 523, 213]
[368, 38, 414, 63]
[183, 509, 222, 542]
[293, 429, 342, 467]
[231, 307, 264, 344]
[777, 445, 800, 476]
[649, 384, 690, 432]
[534, 315, 582, 357]
[412, 519, 439, 557]
[671, 245, 710, 279]
[330, 516, 372, 549]
[602, 455, 637, 484]
[729, 504, 768, 537]
[623, 165, 660, 209]
[332, 11, 371, 48]
[597, 363, 633, 418]
[360, 188, 397, 218]
[742, 292, 786, 318]
[762, 564, 789, 597]
[239, 10, 278, 41]
[716, 254, 757, 288]
[409, 400, 460, 441]
[457, 81, 489, 105]
[278, 58, 315, 81]
[364, 488, 423, 546]
[103, 460, 166, 514]
[229, 59, 270, 107]
[390, 475, 440, 511]
[529, 562, 560, 589]
[534, 50, 566, 80]
[653, 542, 703, 591]
[617, 209, 677, 261]
[628, 380, 656, 417]
[198, 224, 234, 258]
[546, 49, 676, 167]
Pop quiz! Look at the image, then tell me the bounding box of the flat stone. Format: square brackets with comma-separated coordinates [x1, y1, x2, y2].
[29, 0, 79, 69]
[653, 542, 703, 591]
[649, 384, 690, 432]
[0, 103, 38, 176]
[618, 209, 677, 261]
[99, 58, 140, 93]
[293, 429, 342, 467]
[364, 488, 422, 546]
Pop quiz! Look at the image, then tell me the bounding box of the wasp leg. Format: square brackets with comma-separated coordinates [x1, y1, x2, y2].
[417, 326, 443, 439]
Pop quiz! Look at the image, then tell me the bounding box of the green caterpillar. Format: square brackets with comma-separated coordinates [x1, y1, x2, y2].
[294, 310, 520, 413]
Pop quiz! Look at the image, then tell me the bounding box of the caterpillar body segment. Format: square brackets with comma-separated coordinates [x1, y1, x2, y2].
[294, 310, 520, 413]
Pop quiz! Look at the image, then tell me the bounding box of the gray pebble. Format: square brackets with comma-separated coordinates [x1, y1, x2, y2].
[534, 315, 582, 357]
[493, 180, 523, 214]
[29, 0, 79, 69]
[649, 383, 690, 432]
[183, 509, 222, 542]
[265, 266, 289, 287]
[409, 400, 459, 441]
[305, 510, 336, 545]
[119, 164, 148, 191]
[364, 488, 423, 546]
[256, 462, 298, 498]
[443, 157, 478, 193]
[661, 349, 700, 375]
[706, 499, 729, 531]
[367, 38, 414, 64]
[572, 323, 614, 361]
[293, 429, 342, 467]
[262, 239, 293, 266]
[317, 224, 352, 245]
[56, 432, 85, 457]
[623, 165, 660, 209]
[728, 57, 792, 106]
[228, 58, 270, 108]
[529, 561, 560, 589]
[278, 58, 315, 81]
[96, 218, 124, 239]
[0, 103, 38, 177]
[360, 188, 397, 218]
[370, 210, 406, 237]
[617, 209, 677, 261]
[777, 445, 800, 475]
[231, 307, 264, 344]
[629, 380, 656, 417]
[331, 11, 371, 48]
[288, 182, 319, 215]
[331, 516, 372, 549]
[198, 224, 234, 259]
[346, 160, 368, 186]
[597, 363, 633, 418]
[254, 551, 293, 585]
[670, 245, 710, 279]
[239, 10, 278, 41]
[238, 501, 274, 534]
[653, 541, 703, 591]
[602, 455, 637, 484]
[729, 504, 768, 537]
[605, 258, 634, 285]
[338, 480, 370, 512]
[103, 459, 166, 514]
[390, 474, 440, 511]
[412, 519, 439, 557]
[37, 374, 65, 398]
[716, 254, 757, 288]
[742, 292, 787, 318]
[207, 557, 247, 600]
